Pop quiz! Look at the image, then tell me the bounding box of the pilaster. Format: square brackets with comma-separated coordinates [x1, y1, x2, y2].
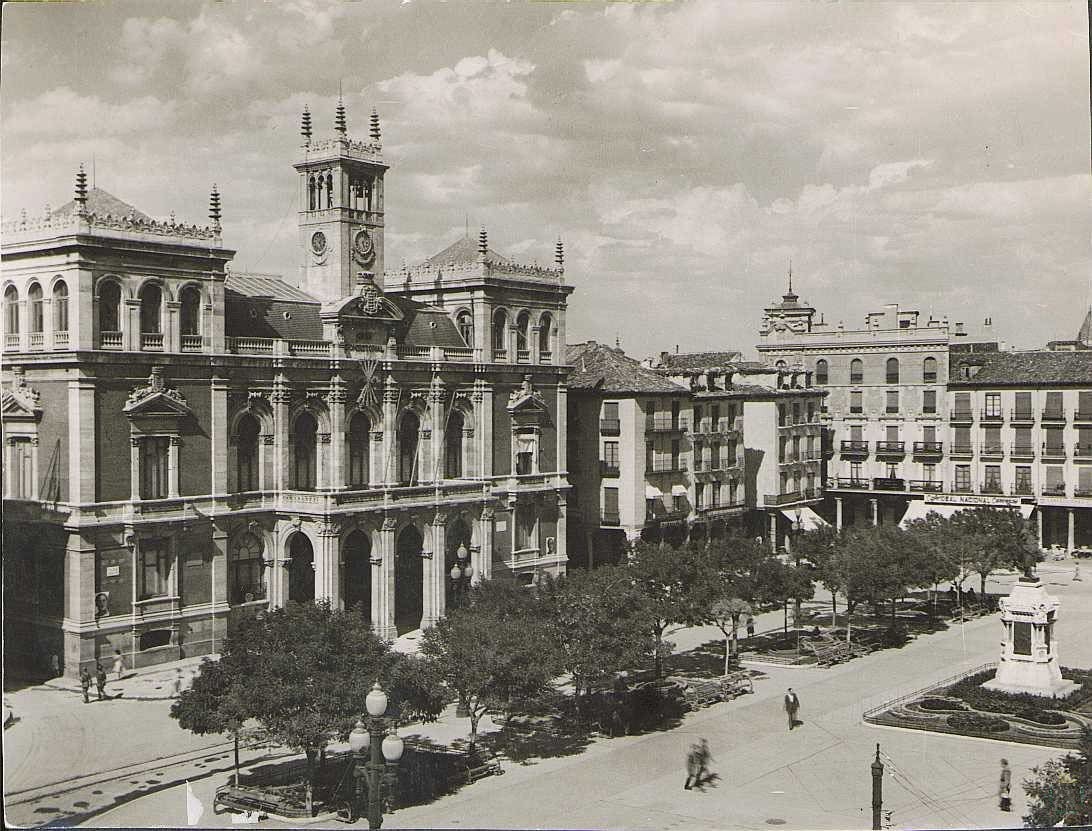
[329, 376, 347, 489]
[382, 375, 398, 486]
[315, 521, 342, 608]
[423, 513, 447, 627]
[68, 378, 97, 503]
[477, 506, 495, 580]
[373, 516, 397, 640]
[210, 375, 230, 495]
[62, 531, 97, 676]
[429, 376, 446, 482]
[272, 374, 291, 490]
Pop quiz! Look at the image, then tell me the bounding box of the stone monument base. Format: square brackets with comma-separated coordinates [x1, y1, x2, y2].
[983, 658, 1080, 699]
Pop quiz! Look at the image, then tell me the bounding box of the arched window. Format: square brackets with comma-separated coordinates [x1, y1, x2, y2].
[53, 281, 69, 333]
[230, 532, 265, 605]
[849, 358, 863, 384]
[516, 311, 530, 357]
[456, 311, 473, 347]
[492, 309, 507, 356]
[236, 413, 260, 492]
[139, 283, 162, 334]
[538, 312, 552, 360]
[326, 172, 333, 208]
[4, 286, 19, 336]
[923, 356, 938, 383]
[348, 412, 370, 487]
[292, 412, 318, 490]
[399, 410, 420, 485]
[815, 359, 828, 385]
[308, 176, 317, 211]
[99, 281, 121, 334]
[886, 357, 900, 384]
[28, 284, 43, 334]
[180, 286, 201, 337]
[445, 409, 464, 479]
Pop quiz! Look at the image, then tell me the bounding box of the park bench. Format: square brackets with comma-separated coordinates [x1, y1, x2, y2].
[720, 669, 755, 697]
[801, 638, 852, 667]
[679, 678, 724, 710]
[817, 633, 871, 658]
[213, 784, 281, 817]
[950, 602, 985, 621]
[464, 751, 503, 784]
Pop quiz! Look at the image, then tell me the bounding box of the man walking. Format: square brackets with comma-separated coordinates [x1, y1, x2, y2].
[95, 663, 107, 701]
[999, 758, 1012, 812]
[784, 687, 800, 731]
[79, 667, 92, 704]
[684, 743, 701, 790]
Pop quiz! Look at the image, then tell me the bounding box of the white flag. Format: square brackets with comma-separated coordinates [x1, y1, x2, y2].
[186, 780, 204, 826]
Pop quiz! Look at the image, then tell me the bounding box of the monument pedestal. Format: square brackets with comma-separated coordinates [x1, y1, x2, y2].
[982, 577, 1078, 699]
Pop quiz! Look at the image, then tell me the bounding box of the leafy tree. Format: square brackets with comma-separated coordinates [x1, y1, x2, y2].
[795, 526, 844, 625]
[953, 508, 1042, 593]
[419, 579, 556, 748]
[901, 511, 964, 612]
[171, 657, 249, 783]
[536, 566, 655, 713]
[628, 540, 719, 677]
[1023, 726, 1092, 827]
[174, 602, 444, 798]
[708, 595, 752, 674]
[750, 555, 814, 635]
[822, 526, 915, 642]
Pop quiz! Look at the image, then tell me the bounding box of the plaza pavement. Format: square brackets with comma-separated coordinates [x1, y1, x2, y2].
[4, 560, 1088, 830]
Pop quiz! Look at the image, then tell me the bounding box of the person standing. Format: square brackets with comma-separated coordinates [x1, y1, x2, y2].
[95, 663, 107, 701]
[684, 743, 701, 790]
[784, 688, 800, 731]
[746, 617, 755, 639]
[112, 650, 125, 682]
[79, 667, 92, 704]
[172, 669, 184, 698]
[50, 654, 60, 678]
[999, 759, 1012, 812]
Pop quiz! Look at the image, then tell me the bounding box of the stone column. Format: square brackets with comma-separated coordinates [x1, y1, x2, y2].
[168, 436, 182, 498]
[315, 522, 341, 608]
[211, 526, 229, 614]
[210, 375, 229, 496]
[328, 376, 347, 489]
[768, 512, 778, 552]
[124, 298, 140, 351]
[424, 513, 447, 627]
[1068, 508, 1076, 552]
[870, 498, 879, 527]
[835, 497, 844, 531]
[62, 531, 97, 676]
[369, 429, 384, 487]
[382, 375, 399, 486]
[429, 377, 446, 483]
[556, 383, 568, 475]
[68, 377, 96, 504]
[165, 300, 180, 353]
[556, 497, 568, 572]
[474, 382, 493, 478]
[272, 375, 291, 490]
[129, 437, 142, 502]
[318, 432, 332, 488]
[1037, 509, 1045, 548]
[477, 506, 495, 580]
[373, 517, 397, 640]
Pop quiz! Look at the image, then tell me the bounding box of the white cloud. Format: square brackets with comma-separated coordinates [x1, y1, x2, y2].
[4, 87, 177, 138]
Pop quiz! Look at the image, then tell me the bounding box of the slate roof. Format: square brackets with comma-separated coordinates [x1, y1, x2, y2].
[951, 350, 1092, 387]
[566, 342, 686, 394]
[657, 351, 744, 370]
[54, 187, 152, 221]
[419, 236, 511, 268]
[396, 298, 468, 349]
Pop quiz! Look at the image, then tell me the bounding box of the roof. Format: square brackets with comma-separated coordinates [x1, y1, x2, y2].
[54, 187, 151, 221]
[1077, 308, 1092, 346]
[226, 272, 318, 303]
[951, 350, 1092, 387]
[566, 342, 687, 394]
[657, 351, 744, 370]
[420, 236, 511, 268]
[394, 297, 468, 349]
[225, 272, 322, 340]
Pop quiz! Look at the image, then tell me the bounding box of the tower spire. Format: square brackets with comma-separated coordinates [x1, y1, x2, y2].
[788, 259, 793, 295]
[74, 164, 89, 214]
[301, 105, 312, 143]
[478, 226, 488, 260]
[555, 236, 564, 271]
[369, 107, 381, 143]
[335, 87, 347, 135]
[209, 184, 222, 229]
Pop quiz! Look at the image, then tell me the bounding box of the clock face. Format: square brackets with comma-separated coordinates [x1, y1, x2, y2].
[310, 231, 327, 255]
[353, 229, 375, 264]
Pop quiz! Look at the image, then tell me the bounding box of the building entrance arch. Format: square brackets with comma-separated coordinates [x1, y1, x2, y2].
[287, 532, 315, 603]
[343, 530, 372, 620]
[395, 526, 424, 633]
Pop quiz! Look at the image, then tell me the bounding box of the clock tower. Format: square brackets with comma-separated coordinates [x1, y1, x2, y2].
[294, 99, 387, 304]
[759, 265, 817, 340]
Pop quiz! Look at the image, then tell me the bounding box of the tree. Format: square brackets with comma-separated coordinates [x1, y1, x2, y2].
[536, 566, 655, 713]
[1023, 726, 1092, 827]
[953, 508, 1042, 593]
[823, 526, 914, 642]
[171, 658, 249, 784]
[628, 540, 719, 677]
[419, 579, 556, 748]
[795, 526, 843, 625]
[175, 602, 444, 800]
[708, 595, 752, 674]
[901, 511, 963, 613]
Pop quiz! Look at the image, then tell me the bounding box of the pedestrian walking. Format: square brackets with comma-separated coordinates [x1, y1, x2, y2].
[999, 758, 1012, 812]
[50, 653, 60, 678]
[172, 669, 184, 698]
[746, 617, 755, 639]
[112, 650, 125, 681]
[784, 687, 800, 731]
[694, 738, 712, 785]
[1075, 561, 1082, 582]
[95, 663, 107, 701]
[79, 667, 92, 704]
[684, 743, 701, 790]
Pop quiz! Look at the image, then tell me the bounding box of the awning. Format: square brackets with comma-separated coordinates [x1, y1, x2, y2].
[645, 485, 663, 499]
[671, 484, 688, 496]
[899, 500, 1034, 528]
[780, 506, 829, 531]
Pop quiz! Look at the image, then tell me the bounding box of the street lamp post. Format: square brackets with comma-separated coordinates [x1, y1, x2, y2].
[449, 543, 474, 607]
[348, 682, 405, 830]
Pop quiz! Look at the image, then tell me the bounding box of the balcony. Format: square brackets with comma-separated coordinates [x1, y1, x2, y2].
[950, 443, 974, 457]
[763, 492, 803, 507]
[832, 477, 870, 490]
[646, 418, 689, 434]
[600, 461, 620, 477]
[840, 440, 869, 456]
[1014, 484, 1033, 496]
[909, 480, 943, 493]
[1010, 410, 1035, 424]
[1042, 485, 1068, 497]
[100, 331, 122, 349]
[949, 410, 974, 423]
[539, 351, 552, 363]
[1075, 445, 1092, 459]
[981, 484, 1005, 495]
[599, 418, 621, 435]
[1011, 445, 1035, 459]
[29, 332, 44, 349]
[516, 349, 531, 364]
[913, 441, 943, 457]
[493, 348, 508, 361]
[803, 449, 822, 461]
[649, 460, 687, 474]
[181, 335, 203, 352]
[952, 485, 975, 494]
[1075, 411, 1092, 423]
[601, 513, 621, 527]
[872, 477, 906, 492]
[1042, 410, 1066, 424]
[647, 508, 689, 523]
[980, 444, 1005, 460]
[140, 332, 164, 351]
[54, 331, 69, 347]
[1076, 488, 1092, 498]
[4, 333, 18, 351]
[980, 410, 1004, 422]
[875, 441, 906, 456]
[1041, 443, 1067, 460]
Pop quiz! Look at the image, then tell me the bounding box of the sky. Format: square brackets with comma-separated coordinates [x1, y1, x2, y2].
[2, 0, 1089, 357]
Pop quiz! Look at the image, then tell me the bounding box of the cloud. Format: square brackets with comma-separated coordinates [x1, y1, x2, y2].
[4, 87, 178, 138]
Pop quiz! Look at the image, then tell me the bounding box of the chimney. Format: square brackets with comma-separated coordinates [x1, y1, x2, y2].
[675, 344, 679, 354]
[660, 351, 669, 366]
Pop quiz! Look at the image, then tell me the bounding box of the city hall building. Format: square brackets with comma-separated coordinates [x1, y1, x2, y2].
[1, 104, 573, 677]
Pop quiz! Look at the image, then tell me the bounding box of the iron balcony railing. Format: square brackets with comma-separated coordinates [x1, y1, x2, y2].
[1042, 485, 1067, 496]
[980, 484, 1005, 495]
[909, 480, 943, 492]
[1041, 410, 1066, 423]
[1075, 411, 1092, 422]
[840, 440, 869, 454]
[600, 461, 620, 477]
[646, 418, 690, 433]
[1014, 484, 1033, 495]
[1041, 443, 1067, 459]
[872, 477, 906, 491]
[875, 441, 905, 454]
[1074, 445, 1092, 458]
[912, 441, 943, 454]
[599, 418, 621, 435]
[1010, 410, 1035, 423]
[1010, 445, 1035, 458]
[980, 444, 1005, 458]
[979, 410, 1004, 422]
[833, 477, 869, 489]
[649, 460, 688, 473]
[949, 410, 974, 422]
[950, 443, 974, 456]
[601, 513, 621, 527]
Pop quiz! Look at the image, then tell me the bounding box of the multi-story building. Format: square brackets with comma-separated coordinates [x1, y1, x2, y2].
[1, 102, 572, 676]
[756, 281, 991, 529]
[936, 349, 1092, 550]
[564, 341, 693, 564]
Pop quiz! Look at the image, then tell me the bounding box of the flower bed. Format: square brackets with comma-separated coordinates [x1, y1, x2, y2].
[946, 713, 1009, 733]
[943, 668, 1092, 724]
[918, 697, 967, 712]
